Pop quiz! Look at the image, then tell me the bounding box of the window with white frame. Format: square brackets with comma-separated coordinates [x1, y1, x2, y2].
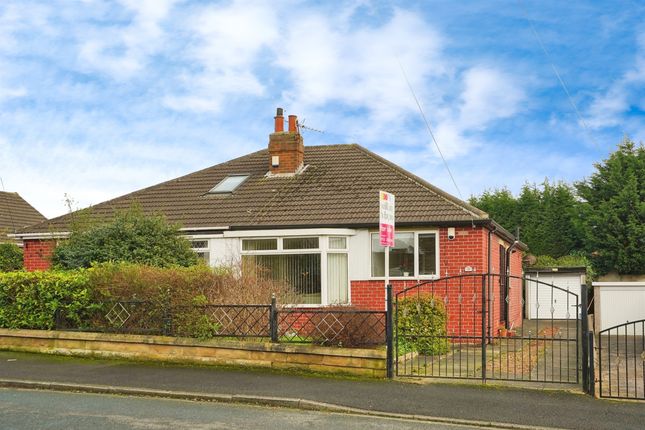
[240, 236, 348, 305]
[190, 239, 210, 263]
[371, 232, 438, 278]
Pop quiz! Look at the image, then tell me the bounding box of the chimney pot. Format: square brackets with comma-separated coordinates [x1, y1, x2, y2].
[274, 107, 284, 132]
[288, 115, 297, 133]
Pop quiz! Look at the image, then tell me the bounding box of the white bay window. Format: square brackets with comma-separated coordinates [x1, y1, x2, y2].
[241, 236, 349, 305]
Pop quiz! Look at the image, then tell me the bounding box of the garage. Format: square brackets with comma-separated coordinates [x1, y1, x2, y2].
[525, 267, 585, 320]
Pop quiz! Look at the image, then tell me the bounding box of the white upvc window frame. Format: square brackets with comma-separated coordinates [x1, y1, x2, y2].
[369, 230, 440, 280]
[239, 235, 349, 307]
[188, 238, 211, 264]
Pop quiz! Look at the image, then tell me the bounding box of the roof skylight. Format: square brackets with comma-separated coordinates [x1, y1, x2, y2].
[209, 175, 249, 194]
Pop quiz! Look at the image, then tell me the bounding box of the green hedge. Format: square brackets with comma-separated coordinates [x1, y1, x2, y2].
[0, 264, 247, 339]
[0, 243, 23, 272]
[0, 270, 96, 330]
[397, 295, 449, 356]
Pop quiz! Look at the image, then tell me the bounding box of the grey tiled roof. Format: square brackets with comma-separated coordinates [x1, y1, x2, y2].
[21, 144, 488, 234]
[0, 191, 47, 235]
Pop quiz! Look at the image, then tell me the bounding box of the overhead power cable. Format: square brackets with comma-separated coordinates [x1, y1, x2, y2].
[397, 59, 464, 199]
[519, 1, 600, 147]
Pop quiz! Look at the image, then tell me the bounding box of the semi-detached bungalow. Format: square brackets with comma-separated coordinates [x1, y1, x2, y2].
[14, 109, 525, 326]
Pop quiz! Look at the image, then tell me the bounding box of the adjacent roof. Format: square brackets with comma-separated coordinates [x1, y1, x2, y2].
[0, 191, 47, 235]
[19, 144, 490, 235]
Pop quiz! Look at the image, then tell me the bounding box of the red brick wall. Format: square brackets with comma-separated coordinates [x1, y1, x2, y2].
[23, 239, 56, 271]
[268, 132, 304, 174]
[349, 226, 524, 337]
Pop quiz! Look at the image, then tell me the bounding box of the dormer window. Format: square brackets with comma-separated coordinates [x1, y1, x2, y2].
[209, 175, 249, 194]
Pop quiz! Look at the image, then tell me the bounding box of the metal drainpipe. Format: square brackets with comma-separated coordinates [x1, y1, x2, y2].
[487, 226, 497, 342]
[504, 238, 520, 330]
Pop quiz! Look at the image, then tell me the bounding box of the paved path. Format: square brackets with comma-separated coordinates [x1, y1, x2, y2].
[0, 351, 643, 430]
[0, 388, 477, 430]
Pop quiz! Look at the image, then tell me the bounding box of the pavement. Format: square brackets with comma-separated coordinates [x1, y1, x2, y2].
[0, 350, 644, 430]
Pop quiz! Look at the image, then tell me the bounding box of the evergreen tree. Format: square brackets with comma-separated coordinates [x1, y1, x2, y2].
[470, 181, 582, 257]
[575, 138, 645, 275]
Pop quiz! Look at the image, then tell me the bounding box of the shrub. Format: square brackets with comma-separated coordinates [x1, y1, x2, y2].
[88, 262, 214, 304]
[0, 260, 296, 340]
[529, 253, 596, 285]
[0, 243, 23, 272]
[52, 207, 198, 269]
[210, 260, 296, 305]
[396, 295, 448, 356]
[82, 261, 293, 339]
[305, 306, 386, 347]
[0, 270, 96, 329]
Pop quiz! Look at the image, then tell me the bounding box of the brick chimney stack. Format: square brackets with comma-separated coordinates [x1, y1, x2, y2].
[268, 108, 304, 175]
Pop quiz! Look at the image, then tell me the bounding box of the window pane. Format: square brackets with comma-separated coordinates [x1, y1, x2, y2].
[209, 175, 249, 193]
[242, 254, 321, 304]
[242, 238, 277, 251]
[196, 251, 210, 263]
[190, 240, 208, 249]
[371, 233, 385, 277]
[283, 237, 319, 250]
[328, 237, 347, 250]
[418, 234, 437, 275]
[328, 253, 348, 304]
[371, 233, 414, 277]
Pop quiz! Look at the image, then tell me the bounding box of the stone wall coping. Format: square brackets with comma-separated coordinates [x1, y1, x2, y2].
[0, 329, 385, 359]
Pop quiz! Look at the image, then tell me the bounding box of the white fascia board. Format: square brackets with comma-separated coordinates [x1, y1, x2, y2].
[223, 228, 357, 238]
[179, 226, 229, 232]
[8, 232, 70, 240]
[182, 233, 225, 240]
[593, 282, 645, 287]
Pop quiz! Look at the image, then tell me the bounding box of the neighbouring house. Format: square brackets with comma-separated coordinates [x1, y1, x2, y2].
[12, 109, 525, 330]
[0, 191, 46, 245]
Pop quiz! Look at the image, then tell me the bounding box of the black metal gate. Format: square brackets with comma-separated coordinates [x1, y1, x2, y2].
[598, 319, 645, 400]
[394, 273, 583, 384]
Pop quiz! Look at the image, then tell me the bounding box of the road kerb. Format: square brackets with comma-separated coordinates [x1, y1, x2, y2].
[0, 378, 567, 430]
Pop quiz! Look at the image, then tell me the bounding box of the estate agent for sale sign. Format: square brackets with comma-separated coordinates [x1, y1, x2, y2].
[379, 190, 395, 247]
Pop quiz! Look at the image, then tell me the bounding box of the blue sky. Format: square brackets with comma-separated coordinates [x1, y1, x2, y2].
[0, 0, 643, 218]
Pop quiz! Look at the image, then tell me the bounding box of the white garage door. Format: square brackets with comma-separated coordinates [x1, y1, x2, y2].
[525, 273, 581, 319]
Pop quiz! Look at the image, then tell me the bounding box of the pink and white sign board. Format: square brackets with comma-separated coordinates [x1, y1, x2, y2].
[379, 190, 395, 247]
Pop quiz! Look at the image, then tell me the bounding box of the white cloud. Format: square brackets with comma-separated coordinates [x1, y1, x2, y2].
[77, 0, 177, 80]
[274, 7, 526, 160]
[277, 9, 446, 122]
[0, 1, 538, 217]
[163, 0, 278, 113]
[429, 66, 525, 158]
[459, 66, 525, 129]
[587, 32, 645, 129]
[0, 81, 26, 101]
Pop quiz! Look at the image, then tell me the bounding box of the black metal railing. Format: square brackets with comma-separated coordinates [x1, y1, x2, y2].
[277, 308, 386, 347]
[54, 299, 385, 348]
[598, 319, 645, 400]
[394, 273, 582, 384]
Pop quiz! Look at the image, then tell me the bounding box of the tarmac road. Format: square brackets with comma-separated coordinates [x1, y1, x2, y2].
[0, 388, 486, 430]
[1, 351, 644, 430]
